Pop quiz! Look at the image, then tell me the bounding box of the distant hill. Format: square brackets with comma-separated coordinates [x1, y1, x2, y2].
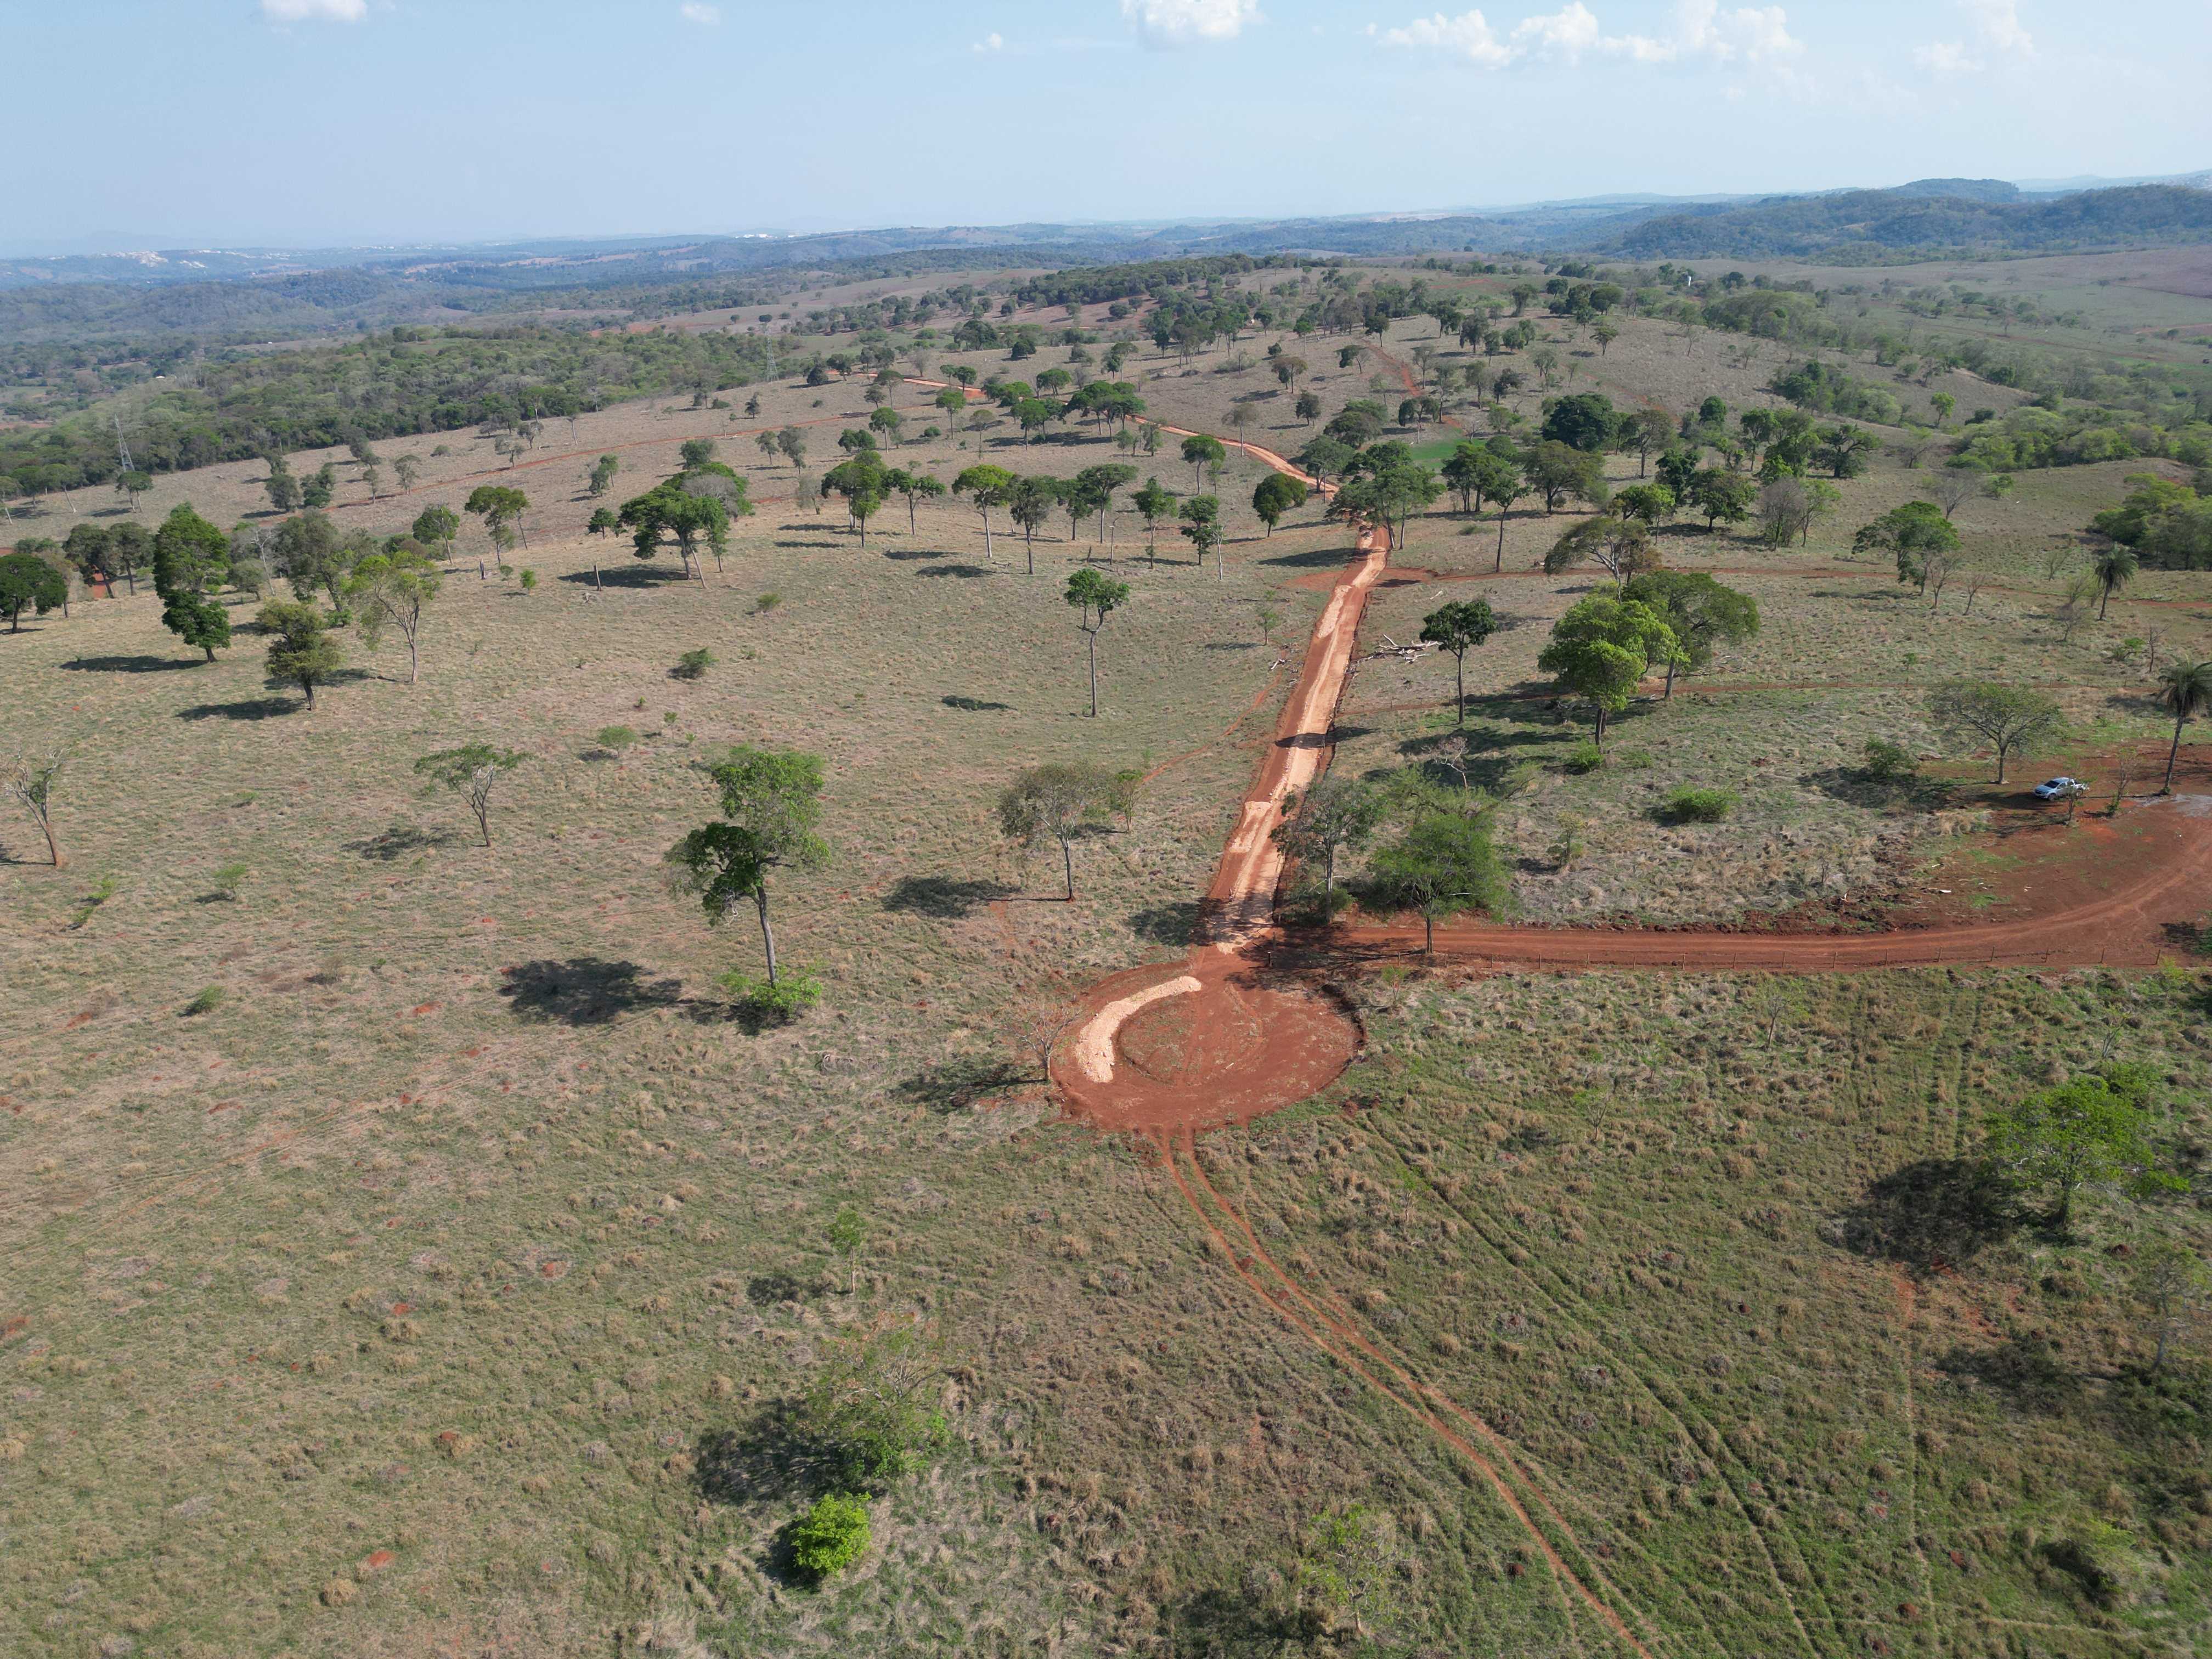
[1600, 182, 2212, 259]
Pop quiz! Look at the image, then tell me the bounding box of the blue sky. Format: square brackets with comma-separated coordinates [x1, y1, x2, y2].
[13, 0, 2210, 251]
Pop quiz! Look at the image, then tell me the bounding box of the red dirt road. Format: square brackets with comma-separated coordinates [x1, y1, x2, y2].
[1050, 410, 2212, 1138]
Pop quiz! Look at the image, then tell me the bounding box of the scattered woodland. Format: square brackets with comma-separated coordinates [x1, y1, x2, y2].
[4, 239, 2212, 1659]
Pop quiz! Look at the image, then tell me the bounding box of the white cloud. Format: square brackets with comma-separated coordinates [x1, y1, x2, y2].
[1119, 0, 1262, 48]
[1914, 0, 2032, 76]
[1912, 38, 1976, 74]
[679, 2, 720, 24]
[1381, 1, 1799, 71]
[1962, 0, 2033, 55]
[260, 0, 366, 21]
[974, 31, 1005, 51]
[1513, 2, 1602, 61]
[1381, 11, 1515, 67]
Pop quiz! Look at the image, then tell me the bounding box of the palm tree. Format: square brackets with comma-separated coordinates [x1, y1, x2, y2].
[2091, 544, 2140, 619]
[2156, 659, 2212, 793]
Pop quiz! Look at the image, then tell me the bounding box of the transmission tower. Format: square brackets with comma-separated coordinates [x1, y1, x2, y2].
[113, 413, 134, 476]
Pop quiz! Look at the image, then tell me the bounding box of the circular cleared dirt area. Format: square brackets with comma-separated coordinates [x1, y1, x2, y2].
[1050, 957, 1361, 1135]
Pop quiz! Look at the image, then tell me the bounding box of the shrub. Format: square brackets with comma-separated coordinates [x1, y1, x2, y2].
[594, 726, 638, 752]
[790, 1493, 871, 1582]
[672, 648, 715, 681]
[519, 568, 537, 591]
[718, 970, 823, 1022]
[183, 986, 225, 1017]
[1660, 786, 1737, 823]
[208, 862, 249, 900]
[1561, 741, 1604, 774]
[754, 592, 782, 615]
[1863, 738, 1917, 781]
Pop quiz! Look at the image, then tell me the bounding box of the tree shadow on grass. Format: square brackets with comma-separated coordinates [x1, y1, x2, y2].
[1934, 1332, 2079, 1414]
[694, 1403, 839, 1510]
[498, 957, 683, 1026]
[882, 876, 1017, 918]
[1129, 899, 1205, 946]
[1826, 1156, 2012, 1276]
[1160, 1587, 1300, 1658]
[893, 1056, 1037, 1114]
[941, 695, 1012, 712]
[917, 562, 991, 578]
[347, 822, 462, 861]
[558, 563, 687, 588]
[881, 547, 943, 563]
[59, 654, 202, 674]
[1801, 765, 1956, 813]
[1260, 544, 1359, 568]
[176, 696, 298, 721]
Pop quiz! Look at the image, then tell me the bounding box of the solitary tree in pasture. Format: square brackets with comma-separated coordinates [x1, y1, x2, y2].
[1065, 567, 1130, 718]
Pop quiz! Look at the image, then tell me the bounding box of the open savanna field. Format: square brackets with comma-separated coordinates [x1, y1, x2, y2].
[5, 272, 2212, 1659]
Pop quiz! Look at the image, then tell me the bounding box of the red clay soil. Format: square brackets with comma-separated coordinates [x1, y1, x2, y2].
[1050, 410, 2212, 1136]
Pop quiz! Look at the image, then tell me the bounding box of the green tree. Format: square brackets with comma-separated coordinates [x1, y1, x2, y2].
[1983, 1070, 2177, 1232]
[4, 750, 67, 866]
[1930, 390, 1956, 428]
[776, 426, 808, 471]
[411, 504, 460, 556]
[151, 504, 233, 661]
[1612, 483, 1675, 527]
[826, 1206, 866, 1295]
[264, 455, 300, 514]
[618, 481, 732, 579]
[1926, 681, 2062, 785]
[0, 551, 66, 633]
[679, 438, 716, 470]
[346, 545, 443, 684]
[998, 761, 1132, 900]
[413, 742, 524, 846]
[952, 464, 1016, 563]
[1273, 775, 1385, 899]
[1178, 495, 1224, 577]
[2131, 1242, 2208, 1375]
[1815, 422, 1879, 478]
[797, 1316, 949, 1487]
[1181, 432, 1227, 489]
[1252, 471, 1308, 535]
[588, 454, 619, 497]
[1132, 476, 1178, 563]
[1541, 392, 1616, 454]
[1622, 571, 1759, 696]
[1522, 440, 1607, 515]
[1065, 567, 1131, 718]
[790, 1493, 871, 1582]
[1544, 514, 1657, 584]
[1362, 811, 1506, 953]
[2155, 659, 2212, 793]
[1420, 598, 1498, 725]
[1537, 594, 1680, 745]
[463, 484, 529, 554]
[393, 454, 421, 492]
[935, 385, 967, 427]
[1854, 500, 1960, 590]
[270, 511, 351, 609]
[1294, 388, 1324, 425]
[1007, 475, 1061, 574]
[259, 600, 343, 710]
[1688, 469, 1757, 533]
[663, 746, 828, 986]
[301, 464, 336, 510]
[883, 467, 945, 533]
[2090, 543, 2139, 620]
[1075, 463, 1138, 545]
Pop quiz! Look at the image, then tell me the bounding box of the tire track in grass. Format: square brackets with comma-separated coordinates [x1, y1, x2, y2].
[1161, 1128, 1658, 1659]
[1186, 1141, 1699, 1654]
[1179, 1125, 1737, 1657]
[1354, 1111, 1837, 1658]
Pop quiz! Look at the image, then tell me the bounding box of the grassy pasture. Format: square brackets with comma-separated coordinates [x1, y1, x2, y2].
[4, 294, 2211, 1659]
